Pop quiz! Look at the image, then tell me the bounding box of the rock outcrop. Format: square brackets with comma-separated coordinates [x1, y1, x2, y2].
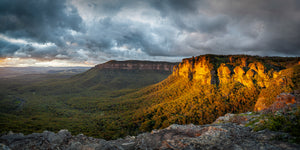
[1, 123, 299, 150]
[174, 56, 214, 84]
[94, 60, 178, 72]
[255, 93, 297, 112]
[217, 63, 231, 85]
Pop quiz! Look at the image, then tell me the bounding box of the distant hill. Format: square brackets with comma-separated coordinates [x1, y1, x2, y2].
[68, 60, 178, 90]
[0, 67, 90, 78]
[94, 60, 176, 71]
[13, 60, 178, 94]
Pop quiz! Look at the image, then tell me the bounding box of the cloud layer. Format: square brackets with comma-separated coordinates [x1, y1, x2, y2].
[0, 0, 299, 66]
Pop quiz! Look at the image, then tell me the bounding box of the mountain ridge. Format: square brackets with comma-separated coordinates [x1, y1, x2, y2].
[93, 60, 178, 72]
[129, 55, 299, 132]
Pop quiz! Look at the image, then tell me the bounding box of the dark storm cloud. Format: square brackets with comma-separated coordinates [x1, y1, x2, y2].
[147, 0, 300, 56]
[74, 0, 230, 57]
[1, 0, 299, 66]
[75, 0, 300, 58]
[73, 15, 174, 57]
[0, 40, 20, 57]
[150, 0, 229, 33]
[207, 0, 300, 55]
[0, 0, 83, 57]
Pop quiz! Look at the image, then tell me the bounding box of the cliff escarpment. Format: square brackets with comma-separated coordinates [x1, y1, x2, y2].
[94, 60, 178, 72]
[173, 55, 299, 88]
[171, 55, 299, 111]
[67, 60, 178, 91]
[134, 55, 299, 131]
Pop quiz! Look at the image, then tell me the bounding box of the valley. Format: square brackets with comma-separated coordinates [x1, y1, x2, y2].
[0, 55, 299, 142]
[0, 60, 177, 139]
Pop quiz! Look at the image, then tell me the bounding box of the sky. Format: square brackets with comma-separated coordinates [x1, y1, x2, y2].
[0, 0, 299, 67]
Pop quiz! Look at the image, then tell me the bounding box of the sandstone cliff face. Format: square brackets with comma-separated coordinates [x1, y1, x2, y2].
[171, 55, 299, 112]
[174, 56, 213, 84]
[217, 63, 231, 85]
[94, 60, 178, 72]
[193, 57, 214, 84]
[172, 55, 298, 89]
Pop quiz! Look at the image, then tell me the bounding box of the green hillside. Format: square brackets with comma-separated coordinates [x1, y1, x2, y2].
[0, 61, 175, 139]
[128, 55, 300, 132]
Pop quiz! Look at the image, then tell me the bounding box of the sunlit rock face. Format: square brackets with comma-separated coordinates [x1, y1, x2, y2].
[230, 61, 274, 88]
[217, 63, 231, 85]
[193, 57, 213, 84]
[174, 56, 257, 87]
[176, 58, 193, 79]
[254, 66, 299, 111]
[171, 55, 299, 113]
[172, 55, 299, 89]
[255, 93, 297, 111]
[248, 62, 270, 88]
[254, 97, 267, 111]
[174, 56, 213, 84]
[233, 66, 252, 87]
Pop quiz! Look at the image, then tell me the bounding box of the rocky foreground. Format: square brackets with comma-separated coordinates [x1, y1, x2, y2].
[1, 114, 299, 150]
[1, 92, 299, 150]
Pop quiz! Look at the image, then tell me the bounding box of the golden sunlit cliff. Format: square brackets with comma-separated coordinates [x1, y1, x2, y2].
[172, 55, 298, 89]
[133, 55, 299, 131]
